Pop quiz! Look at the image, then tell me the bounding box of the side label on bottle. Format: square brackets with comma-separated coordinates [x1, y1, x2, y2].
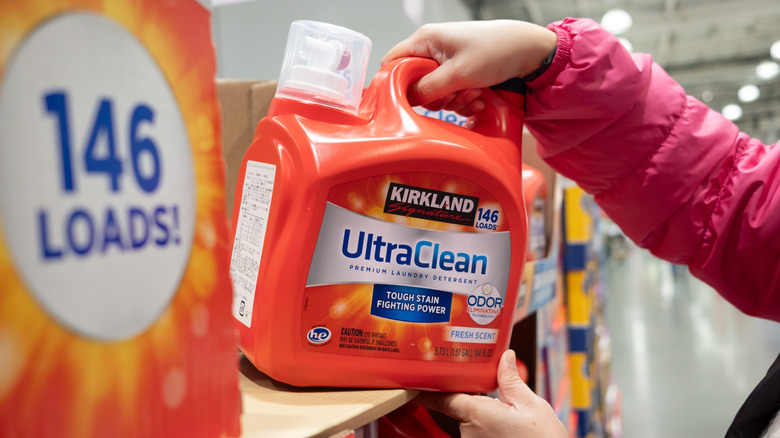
[230, 161, 276, 327]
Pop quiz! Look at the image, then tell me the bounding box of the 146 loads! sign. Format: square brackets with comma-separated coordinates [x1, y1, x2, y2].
[0, 2, 241, 437]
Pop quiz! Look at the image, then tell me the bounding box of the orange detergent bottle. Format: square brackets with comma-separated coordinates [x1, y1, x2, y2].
[522, 164, 547, 260]
[229, 20, 528, 392]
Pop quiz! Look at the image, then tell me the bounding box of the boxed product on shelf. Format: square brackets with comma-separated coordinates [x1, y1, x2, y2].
[592, 295, 622, 438]
[508, 251, 572, 435]
[217, 80, 277, 222]
[536, 283, 574, 434]
[0, 1, 241, 437]
[603, 383, 623, 438]
[561, 182, 607, 438]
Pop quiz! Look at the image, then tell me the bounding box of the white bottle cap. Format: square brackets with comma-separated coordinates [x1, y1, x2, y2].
[276, 20, 372, 114]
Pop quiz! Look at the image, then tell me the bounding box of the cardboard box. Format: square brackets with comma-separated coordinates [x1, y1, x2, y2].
[216, 80, 277, 222]
[0, 2, 241, 436]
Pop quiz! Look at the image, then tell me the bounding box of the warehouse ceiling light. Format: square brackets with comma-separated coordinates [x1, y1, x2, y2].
[601, 9, 632, 35]
[738, 84, 760, 103]
[756, 60, 780, 80]
[771, 40, 780, 60]
[722, 103, 743, 121]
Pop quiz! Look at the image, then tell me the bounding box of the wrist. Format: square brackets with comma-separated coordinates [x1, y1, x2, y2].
[513, 26, 558, 80]
[520, 47, 556, 82]
[522, 25, 570, 89]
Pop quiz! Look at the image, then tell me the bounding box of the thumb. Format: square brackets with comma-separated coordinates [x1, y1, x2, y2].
[496, 349, 535, 408]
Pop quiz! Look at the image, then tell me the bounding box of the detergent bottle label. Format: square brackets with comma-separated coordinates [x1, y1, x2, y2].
[302, 173, 511, 362]
[230, 161, 277, 327]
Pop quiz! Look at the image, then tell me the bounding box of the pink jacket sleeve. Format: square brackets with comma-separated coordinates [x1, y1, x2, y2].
[523, 18, 780, 322]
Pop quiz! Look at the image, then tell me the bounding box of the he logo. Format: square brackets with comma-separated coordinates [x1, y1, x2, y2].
[307, 327, 331, 344]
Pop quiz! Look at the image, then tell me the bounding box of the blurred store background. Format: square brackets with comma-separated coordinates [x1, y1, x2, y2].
[213, 0, 780, 143]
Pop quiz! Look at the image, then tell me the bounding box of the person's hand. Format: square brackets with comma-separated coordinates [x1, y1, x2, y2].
[416, 349, 568, 438]
[381, 20, 556, 115]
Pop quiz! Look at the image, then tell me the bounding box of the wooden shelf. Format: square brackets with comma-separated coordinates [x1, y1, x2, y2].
[239, 356, 419, 437]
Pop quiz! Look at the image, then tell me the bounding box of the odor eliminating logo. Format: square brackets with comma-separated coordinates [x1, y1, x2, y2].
[307, 327, 331, 345]
[468, 283, 504, 325]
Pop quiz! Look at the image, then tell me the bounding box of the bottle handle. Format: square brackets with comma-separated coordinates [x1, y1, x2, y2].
[371, 57, 525, 145]
[471, 80, 526, 146]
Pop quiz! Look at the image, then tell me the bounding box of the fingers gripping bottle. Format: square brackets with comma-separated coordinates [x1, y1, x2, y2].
[229, 20, 528, 393]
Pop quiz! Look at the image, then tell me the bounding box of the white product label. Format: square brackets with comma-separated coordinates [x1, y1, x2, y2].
[307, 202, 511, 298]
[229, 161, 276, 327]
[0, 13, 195, 341]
